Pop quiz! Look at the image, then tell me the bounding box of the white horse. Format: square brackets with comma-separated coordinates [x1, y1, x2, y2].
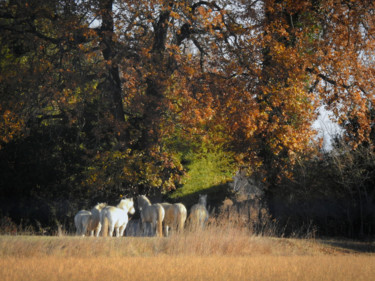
[187, 194, 209, 230]
[74, 202, 107, 236]
[74, 210, 91, 236]
[137, 195, 165, 237]
[161, 202, 187, 237]
[88, 203, 107, 236]
[100, 198, 135, 237]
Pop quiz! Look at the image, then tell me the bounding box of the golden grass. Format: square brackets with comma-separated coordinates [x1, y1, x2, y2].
[1, 255, 375, 281]
[1, 224, 374, 281]
[0, 230, 335, 258]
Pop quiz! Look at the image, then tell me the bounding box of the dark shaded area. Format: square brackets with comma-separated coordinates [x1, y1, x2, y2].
[166, 182, 233, 211]
[265, 143, 375, 239]
[318, 239, 375, 253]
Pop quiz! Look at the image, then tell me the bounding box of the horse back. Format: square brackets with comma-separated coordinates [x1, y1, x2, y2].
[75, 210, 92, 225]
[105, 206, 128, 224]
[161, 203, 174, 224]
[175, 203, 187, 216]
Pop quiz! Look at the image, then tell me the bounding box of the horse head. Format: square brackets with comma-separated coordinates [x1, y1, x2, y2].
[126, 198, 136, 215]
[232, 168, 248, 193]
[137, 195, 151, 209]
[232, 168, 265, 198]
[198, 194, 207, 207]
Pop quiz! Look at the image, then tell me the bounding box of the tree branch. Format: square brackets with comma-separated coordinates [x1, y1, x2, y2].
[306, 67, 370, 97]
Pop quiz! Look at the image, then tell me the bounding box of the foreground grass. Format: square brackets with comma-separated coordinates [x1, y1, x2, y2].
[1, 229, 374, 281]
[2, 255, 375, 281]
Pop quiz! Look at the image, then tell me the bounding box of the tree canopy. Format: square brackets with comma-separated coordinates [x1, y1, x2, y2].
[1, 0, 374, 231]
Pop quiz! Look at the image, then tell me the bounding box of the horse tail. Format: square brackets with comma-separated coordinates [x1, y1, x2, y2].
[101, 211, 109, 237]
[187, 205, 197, 231]
[157, 205, 164, 237]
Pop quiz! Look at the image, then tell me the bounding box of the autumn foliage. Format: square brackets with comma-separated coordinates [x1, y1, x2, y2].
[0, 0, 375, 234]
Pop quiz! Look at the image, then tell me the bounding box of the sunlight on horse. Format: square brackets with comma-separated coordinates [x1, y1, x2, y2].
[137, 195, 165, 237]
[74, 210, 91, 236]
[161, 202, 187, 237]
[100, 198, 135, 237]
[187, 194, 209, 230]
[90, 203, 107, 237]
[74, 203, 107, 236]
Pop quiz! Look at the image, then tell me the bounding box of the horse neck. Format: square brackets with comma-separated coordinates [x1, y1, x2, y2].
[233, 174, 246, 191]
[139, 197, 151, 208]
[94, 203, 105, 211]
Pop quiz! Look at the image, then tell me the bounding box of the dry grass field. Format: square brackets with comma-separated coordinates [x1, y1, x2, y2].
[1, 225, 374, 281]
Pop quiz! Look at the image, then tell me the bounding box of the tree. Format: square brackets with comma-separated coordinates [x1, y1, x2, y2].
[222, 0, 375, 179]
[305, 0, 375, 149]
[1, 1, 374, 232]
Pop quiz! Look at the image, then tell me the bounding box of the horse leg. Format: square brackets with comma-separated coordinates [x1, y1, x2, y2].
[177, 220, 184, 234]
[108, 224, 115, 237]
[151, 221, 157, 237]
[164, 224, 169, 237]
[95, 224, 102, 237]
[141, 220, 146, 236]
[76, 223, 81, 236]
[115, 227, 120, 237]
[119, 225, 126, 237]
[82, 224, 88, 237]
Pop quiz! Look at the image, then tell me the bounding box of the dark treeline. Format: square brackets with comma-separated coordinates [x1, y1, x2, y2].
[270, 140, 375, 239]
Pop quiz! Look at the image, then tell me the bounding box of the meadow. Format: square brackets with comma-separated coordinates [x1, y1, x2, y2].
[1, 224, 374, 281]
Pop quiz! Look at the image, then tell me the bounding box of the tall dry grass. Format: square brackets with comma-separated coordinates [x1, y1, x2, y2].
[1, 219, 374, 281]
[0, 222, 329, 258]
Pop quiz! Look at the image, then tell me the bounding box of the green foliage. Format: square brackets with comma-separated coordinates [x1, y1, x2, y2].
[169, 144, 236, 200]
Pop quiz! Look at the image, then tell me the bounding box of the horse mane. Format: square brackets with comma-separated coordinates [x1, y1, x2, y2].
[138, 195, 151, 207]
[95, 202, 107, 209]
[116, 198, 134, 211]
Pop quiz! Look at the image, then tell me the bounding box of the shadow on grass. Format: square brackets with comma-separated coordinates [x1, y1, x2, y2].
[318, 239, 375, 253]
[165, 181, 233, 211]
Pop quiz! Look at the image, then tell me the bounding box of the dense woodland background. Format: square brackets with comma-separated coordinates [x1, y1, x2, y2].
[0, 0, 375, 238]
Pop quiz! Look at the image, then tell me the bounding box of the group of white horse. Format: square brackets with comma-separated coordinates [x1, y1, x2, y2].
[74, 194, 209, 237]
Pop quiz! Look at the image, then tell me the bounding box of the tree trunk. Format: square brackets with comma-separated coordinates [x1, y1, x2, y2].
[99, 0, 126, 130]
[141, 7, 173, 148]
